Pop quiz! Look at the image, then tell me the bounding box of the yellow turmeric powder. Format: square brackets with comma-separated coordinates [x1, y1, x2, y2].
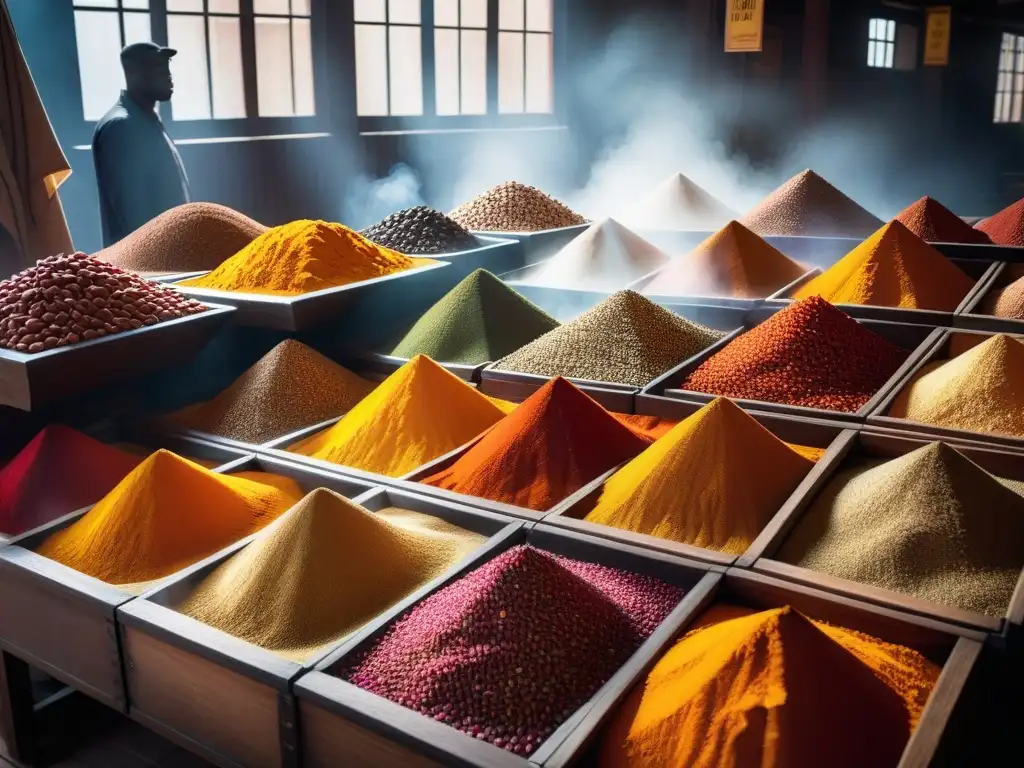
[179, 220, 433, 296]
[36, 451, 302, 587]
[584, 398, 815, 554]
[288, 354, 507, 477]
[598, 604, 940, 768]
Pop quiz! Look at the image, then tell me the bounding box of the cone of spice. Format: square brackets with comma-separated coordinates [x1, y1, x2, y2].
[793, 220, 975, 311]
[893, 196, 991, 244]
[449, 181, 586, 232]
[976, 198, 1024, 246]
[360, 206, 480, 254]
[619, 172, 737, 231]
[741, 170, 882, 238]
[982, 272, 1024, 319]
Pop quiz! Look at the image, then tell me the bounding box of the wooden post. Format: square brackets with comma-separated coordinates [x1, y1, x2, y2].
[802, 0, 830, 122]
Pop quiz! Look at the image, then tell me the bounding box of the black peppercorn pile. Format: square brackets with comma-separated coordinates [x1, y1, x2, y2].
[360, 206, 480, 255]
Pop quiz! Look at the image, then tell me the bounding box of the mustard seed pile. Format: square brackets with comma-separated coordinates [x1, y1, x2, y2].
[361, 206, 480, 255]
[0, 254, 207, 353]
[493, 290, 724, 386]
[449, 182, 587, 232]
[341, 545, 685, 755]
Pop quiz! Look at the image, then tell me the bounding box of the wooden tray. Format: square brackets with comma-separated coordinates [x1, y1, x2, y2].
[544, 395, 854, 567]
[117, 484, 521, 768]
[470, 224, 591, 265]
[292, 523, 722, 768]
[745, 429, 1024, 640]
[0, 303, 235, 412]
[866, 327, 1024, 450]
[955, 261, 1024, 333]
[643, 307, 944, 424]
[170, 261, 449, 332]
[762, 258, 998, 327]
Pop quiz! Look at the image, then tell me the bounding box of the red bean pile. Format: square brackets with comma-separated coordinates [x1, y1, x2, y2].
[682, 296, 909, 412]
[341, 545, 684, 755]
[0, 253, 207, 354]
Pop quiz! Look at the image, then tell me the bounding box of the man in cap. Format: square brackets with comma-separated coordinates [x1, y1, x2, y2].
[92, 42, 191, 247]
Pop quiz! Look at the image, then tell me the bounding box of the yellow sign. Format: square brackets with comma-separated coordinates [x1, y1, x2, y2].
[924, 6, 952, 66]
[725, 0, 765, 53]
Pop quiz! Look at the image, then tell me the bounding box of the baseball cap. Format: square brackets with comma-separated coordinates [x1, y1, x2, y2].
[120, 42, 177, 65]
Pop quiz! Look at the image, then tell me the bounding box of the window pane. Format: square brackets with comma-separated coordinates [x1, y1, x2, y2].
[1017, 72, 1024, 96]
[886, 20, 895, 42]
[292, 0, 311, 15]
[123, 0, 150, 8]
[1014, 92, 1023, 123]
[525, 32, 551, 112]
[874, 42, 885, 67]
[209, 0, 241, 13]
[354, 24, 388, 115]
[389, 25, 423, 115]
[995, 93, 1004, 122]
[435, 28, 460, 115]
[254, 0, 291, 14]
[353, 0, 385, 22]
[292, 18, 316, 115]
[255, 17, 295, 116]
[884, 41, 893, 68]
[499, 0, 524, 30]
[389, 0, 419, 24]
[123, 11, 152, 44]
[435, 0, 458, 27]
[74, 10, 123, 121]
[1005, 92, 1013, 122]
[498, 32, 523, 113]
[167, 0, 203, 10]
[526, 0, 551, 32]
[869, 19, 877, 39]
[461, 0, 487, 28]
[867, 40, 875, 66]
[460, 29, 486, 113]
[168, 14, 212, 120]
[209, 15, 246, 118]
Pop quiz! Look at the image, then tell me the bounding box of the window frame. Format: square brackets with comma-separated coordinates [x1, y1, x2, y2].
[994, 32, 1024, 125]
[867, 17, 896, 70]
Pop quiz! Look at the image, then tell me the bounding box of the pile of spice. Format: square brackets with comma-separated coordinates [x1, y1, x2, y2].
[36, 450, 302, 588]
[642, 220, 806, 299]
[683, 296, 909, 412]
[0, 253, 207, 353]
[493, 290, 724, 387]
[341, 545, 685, 755]
[982, 271, 1024, 318]
[95, 202, 268, 275]
[740, 170, 882, 238]
[449, 181, 587, 232]
[171, 340, 375, 444]
[976, 197, 1024, 246]
[0, 426, 142, 537]
[887, 334, 1024, 437]
[894, 196, 991, 244]
[778, 443, 1024, 616]
[177, 489, 485, 661]
[598, 604, 939, 768]
[619, 172, 737, 231]
[360, 206, 480, 254]
[288, 355, 506, 477]
[388, 269, 558, 365]
[519, 219, 670, 292]
[584, 398, 815, 554]
[178, 220, 431, 296]
[421, 377, 649, 511]
[793, 220, 975, 311]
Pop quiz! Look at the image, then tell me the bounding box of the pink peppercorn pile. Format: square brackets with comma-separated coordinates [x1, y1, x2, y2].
[0, 253, 207, 354]
[341, 545, 685, 756]
[682, 296, 908, 412]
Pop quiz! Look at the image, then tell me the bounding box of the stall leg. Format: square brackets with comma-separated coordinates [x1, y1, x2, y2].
[0, 651, 37, 765]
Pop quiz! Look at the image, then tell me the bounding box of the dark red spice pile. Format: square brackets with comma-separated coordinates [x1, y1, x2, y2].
[0, 425, 142, 536]
[682, 296, 909, 412]
[894, 196, 991, 244]
[341, 545, 684, 755]
[976, 198, 1024, 246]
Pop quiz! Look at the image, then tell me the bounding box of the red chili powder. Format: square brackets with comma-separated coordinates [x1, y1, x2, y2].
[342, 544, 685, 756]
[0, 425, 143, 536]
[976, 198, 1024, 246]
[893, 196, 991, 244]
[682, 296, 909, 412]
[420, 377, 650, 510]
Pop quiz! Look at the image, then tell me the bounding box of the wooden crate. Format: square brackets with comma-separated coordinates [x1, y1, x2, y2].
[118, 485, 521, 768]
[745, 429, 1024, 641]
[293, 524, 723, 768]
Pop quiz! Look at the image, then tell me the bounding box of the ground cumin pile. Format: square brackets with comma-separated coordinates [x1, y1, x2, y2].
[179, 220, 431, 296]
[683, 297, 908, 412]
[887, 334, 1024, 437]
[177, 488, 485, 661]
[172, 340, 375, 444]
[894, 196, 991, 244]
[793, 220, 975, 311]
[342, 545, 685, 756]
[741, 170, 882, 238]
[619, 172, 737, 231]
[35, 451, 302, 588]
[778, 443, 1024, 616]
[288, 355, 506, 477]
[449, 181, 586, 232]
[493, 291, 724, 387]
[976, 198, 1024, 245]
[95, 202, 268, 275]
[421, 377, 649, 511]
[584, 398, 816, 554]
[388, 269, 558, 364]
[643, 221, 806, 299]
[519, 219, 670, 291]
[598, 604, 939, 768]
